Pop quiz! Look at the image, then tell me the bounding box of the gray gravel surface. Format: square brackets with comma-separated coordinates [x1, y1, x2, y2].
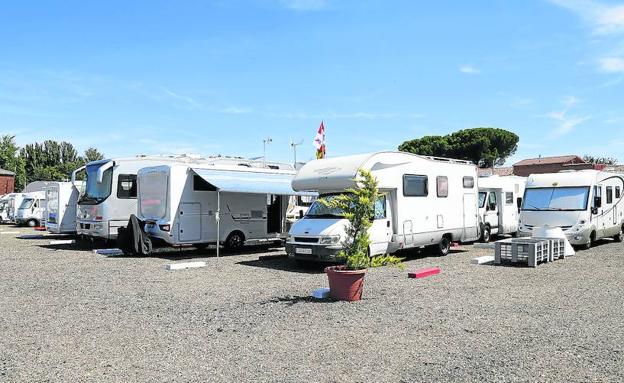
[1, 225, 623, 382]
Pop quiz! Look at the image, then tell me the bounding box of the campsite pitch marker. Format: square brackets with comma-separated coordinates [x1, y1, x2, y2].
[165, 261, 207, 271]
[408, 267, 441, 279]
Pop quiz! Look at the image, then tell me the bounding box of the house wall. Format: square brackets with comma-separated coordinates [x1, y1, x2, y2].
[0, 175, 15, 194]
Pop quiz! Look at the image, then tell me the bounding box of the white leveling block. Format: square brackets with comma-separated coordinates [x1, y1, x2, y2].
[165, 261, 206, 271]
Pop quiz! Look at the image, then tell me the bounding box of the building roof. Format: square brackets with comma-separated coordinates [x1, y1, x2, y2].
[0, 168, 15, 176]
[513, 155, 584, 167]
[477, 167, 514, 176]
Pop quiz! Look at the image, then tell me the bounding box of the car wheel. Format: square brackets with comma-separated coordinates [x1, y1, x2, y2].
[225, 231, 245, 250]
[27, 219, 37, 227]
[437, 236, 451, 256]
[481, 226, 491, 243]
[614, 226, 624, 243]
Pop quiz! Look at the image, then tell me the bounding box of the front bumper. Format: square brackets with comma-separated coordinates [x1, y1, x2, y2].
[518, 227, 591, 245]
[285, 243, 343, 263]
[77, 220, 110, 239]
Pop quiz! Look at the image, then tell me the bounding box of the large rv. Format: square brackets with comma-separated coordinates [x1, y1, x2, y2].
[0, 195, 10, 222]
[286, 151, 481, 262]
[137, 159, 313, 251]
[518, 170, 624, 248]
[477, 175, 526, 242]
[15, 191, 46, 227]
[46, 181, 84, 234]
[2, 193, 24, 223]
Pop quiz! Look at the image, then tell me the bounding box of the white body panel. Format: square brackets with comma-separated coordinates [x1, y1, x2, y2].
[478, 175, 526, 236]
[287, 151, 480, 259]
[518, 170, 624, 246]
[15, 191, 46, 226]
[45, 181, 84, 234]
[138, 162, 295, 247]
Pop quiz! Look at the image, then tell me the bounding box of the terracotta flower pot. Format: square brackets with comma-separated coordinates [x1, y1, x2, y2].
[325, 265, 367, 301]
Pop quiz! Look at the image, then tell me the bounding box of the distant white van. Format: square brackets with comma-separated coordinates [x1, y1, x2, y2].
[46, 181, 84, 234]
[286, 151, 481, 262]
[518, 170, 624, 248]
[15, 191, 46, 227]
[477, 175, 526, 242]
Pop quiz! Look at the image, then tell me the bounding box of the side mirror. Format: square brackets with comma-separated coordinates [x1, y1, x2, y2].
[594, 196, 602, 209]
[299, 210, 304, 219]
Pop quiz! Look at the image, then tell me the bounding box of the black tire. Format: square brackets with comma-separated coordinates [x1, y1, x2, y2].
[225, 231, 245, 250]
[581, 231, 596, 250]
[614, 226, 624, 243]
[437, 236, 451, 256]
[481, 225, 492, 243]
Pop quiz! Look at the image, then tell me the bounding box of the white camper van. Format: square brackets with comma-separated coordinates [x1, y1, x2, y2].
[3, 193, 24, 223]
[15, 191, 46, 227]
[518, 170, 624, 248]
[46, 181, 84, 234]
[76, 155, 221, 240]
[286, 152, 481, 262]
[138, 159, 314, 251]
[0, 195, 10, 222]
[477, 175, 526, 242]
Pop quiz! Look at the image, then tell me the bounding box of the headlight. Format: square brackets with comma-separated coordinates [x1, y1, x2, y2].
[319, 235, 340, 245]
[286, 235, 294, 242]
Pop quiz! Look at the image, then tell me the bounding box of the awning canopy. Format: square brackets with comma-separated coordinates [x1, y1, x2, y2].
[191, 168, 316, 196]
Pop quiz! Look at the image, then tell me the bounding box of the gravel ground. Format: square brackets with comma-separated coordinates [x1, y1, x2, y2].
[1, 225, 623, 383]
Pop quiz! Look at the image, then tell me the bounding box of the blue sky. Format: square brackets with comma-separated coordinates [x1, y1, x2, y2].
[1, 0, 623, 165]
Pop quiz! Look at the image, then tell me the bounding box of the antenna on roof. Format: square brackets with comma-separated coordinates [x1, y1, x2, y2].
[290, 138, 304, 167]
[262, 137, 272, 167]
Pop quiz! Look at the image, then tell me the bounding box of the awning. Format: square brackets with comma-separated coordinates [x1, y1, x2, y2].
[191, 168, 316, 196]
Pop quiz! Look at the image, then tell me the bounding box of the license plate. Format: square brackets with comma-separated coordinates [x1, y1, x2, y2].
[295, 248, 312, 255]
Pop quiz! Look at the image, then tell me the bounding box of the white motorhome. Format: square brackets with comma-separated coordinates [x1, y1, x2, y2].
[137, 159, 313, 252]
[76, 155, 224, 240]
[0, 195, 10, 222]
[3, 193, 25, 223]
[286, 151, 481, 262]
[477, 175, 526, 242]
[15, 191, 46, 227]
[518, 170, 624, 248]
[45, 181, 84, 234]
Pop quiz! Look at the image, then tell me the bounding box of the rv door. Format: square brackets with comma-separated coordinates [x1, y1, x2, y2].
[369, 194, 393, 256]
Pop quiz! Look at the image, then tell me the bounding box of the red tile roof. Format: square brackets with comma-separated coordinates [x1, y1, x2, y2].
[513, 155, 584, 167]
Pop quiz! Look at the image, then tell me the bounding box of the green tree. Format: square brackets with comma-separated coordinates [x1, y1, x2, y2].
[0, 135, 26, 191]
[20, 140, 89, 183]
[582, 155, 618, 165]
[399, 127, 519, 168]
[83, 147, 105, 163]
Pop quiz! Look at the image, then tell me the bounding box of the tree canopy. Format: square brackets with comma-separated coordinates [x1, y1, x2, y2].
[398, 127, 519, 168]
[0, 135, 105, 191]
[582, 155, 618, 165]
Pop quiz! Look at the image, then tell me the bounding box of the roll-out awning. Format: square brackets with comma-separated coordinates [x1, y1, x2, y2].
[191, 168, 316, 196]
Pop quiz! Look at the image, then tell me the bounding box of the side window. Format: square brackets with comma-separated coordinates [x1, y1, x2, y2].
[505, 192, 513, 205]
[616, 186, 621, 199]
[488, 192, 497, 209]
[606, 186, 613, 204]
[463, 176, 474, 188]
[374, 196, 386, 220]
[193, 175, 216, 191]
[117, 174, 137, 199]
[34, 200, 39, 208]
[403, 175, 428, 197]
[436, 176, 448, 198]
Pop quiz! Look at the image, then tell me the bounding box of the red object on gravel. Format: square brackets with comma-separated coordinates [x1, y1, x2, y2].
[34, 227, 46, 231]
[325, 266, 367, 301]
[408, 267, 441, 279]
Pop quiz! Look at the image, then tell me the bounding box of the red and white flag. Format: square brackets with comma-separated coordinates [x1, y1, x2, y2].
[313, 121, 326, 159]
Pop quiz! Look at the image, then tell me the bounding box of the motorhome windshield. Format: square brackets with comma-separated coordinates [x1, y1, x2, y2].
[305, 194, 347, 219]
[19, 198, 34, 210]
[79, 163, 113, 205]
[522, 187, 590, 211]
[478, 192, 487, 208]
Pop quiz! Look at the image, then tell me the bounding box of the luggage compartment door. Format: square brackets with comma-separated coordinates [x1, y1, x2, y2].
[178, 202, 201, 242]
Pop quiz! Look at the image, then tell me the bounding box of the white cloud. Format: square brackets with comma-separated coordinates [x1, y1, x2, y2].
[547, 95, 589, 137]
[548, 0, 624, 35]
[459, 64, 481, 74]
[598, 56, 624, 72]
[279, 0, 328, 11]
[222, 106, 252, 114]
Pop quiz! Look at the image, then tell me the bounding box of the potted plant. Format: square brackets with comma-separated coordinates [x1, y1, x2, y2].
[322, 169, 402, 301]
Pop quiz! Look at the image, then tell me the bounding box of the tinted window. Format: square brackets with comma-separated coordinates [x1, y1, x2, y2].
[437, 176, 448, 198]
[194, 175, 216, 191]
[463, 176, 475, 188]
[403, 175, 428, 197]
[374, 196, 386, 220]
[506, 192, 513, 205]
[606, 186, 613, 204]
[616, 186, 621, 199]
[117, 174, 137, 199]
[488, 192, 497, 207]
[478, 192, 487, 208]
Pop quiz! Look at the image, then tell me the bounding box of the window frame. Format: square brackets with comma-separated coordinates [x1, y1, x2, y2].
[616, 186, 621, 199]
[462, 176, 475, 189]
[436, 176, 449, 198]
[606, 186, 613, 204]
[403, 174, 428, 197]
[374, 195, 387, 220]
[505, 192, 514, 205]
[116, 174, 138, 199]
